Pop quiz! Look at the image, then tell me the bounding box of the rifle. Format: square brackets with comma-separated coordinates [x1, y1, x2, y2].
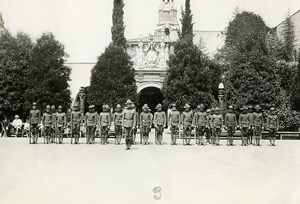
[70, 124, 73, 144]
[29, 126, 32, 144]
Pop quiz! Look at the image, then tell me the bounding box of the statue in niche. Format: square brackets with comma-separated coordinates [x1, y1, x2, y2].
[157, 42, 167, 69]
[137, 41, 145, 69]
[145, 41, 158, 68]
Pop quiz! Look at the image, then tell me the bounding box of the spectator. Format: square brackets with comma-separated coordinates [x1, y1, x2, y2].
[11, 115, 23, 137]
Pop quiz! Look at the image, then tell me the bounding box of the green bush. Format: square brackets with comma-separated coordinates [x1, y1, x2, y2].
[278, 108, 300, 131]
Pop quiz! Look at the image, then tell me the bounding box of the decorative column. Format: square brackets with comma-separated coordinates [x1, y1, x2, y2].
[218, 82, 225, 114]
[79, 87, 87, 114]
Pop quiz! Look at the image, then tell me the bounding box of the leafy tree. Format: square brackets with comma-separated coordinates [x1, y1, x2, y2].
[266, 31, 285, 60]
[88, 44, 137, 108]
[162, 0, 220, 109]
[24, 33, 71, 112]
[111, 0, 126, 49]
[88, 0, 137, 109]
[281, 11, 295, 61]
[291, 54, 300, 111]
[220, 11, 282, 108]
[0, 31, 33, 119]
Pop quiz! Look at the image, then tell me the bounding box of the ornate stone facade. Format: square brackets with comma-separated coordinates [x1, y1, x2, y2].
[127, 0, 179, 94]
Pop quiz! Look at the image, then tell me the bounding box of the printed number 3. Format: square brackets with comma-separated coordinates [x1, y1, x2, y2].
[153, 186, 162, 200]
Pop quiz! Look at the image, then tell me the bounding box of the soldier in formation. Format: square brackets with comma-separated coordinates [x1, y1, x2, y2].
[211, 107, 223, 145]
[122, 100, 136, 150]
[50, 105, 57, 143]
[182, 103, 193, 145]
[253, 105, 264, 146]
[154, 103, 166, 145]
[193, 104, 208, 145]
[247, 106, 254, 145]
[56, 105, 66, 144]
[140, 104, 153, 145]
[113, 104, 123, 145]
[70, 103, 82, 144]
[29, 102, 41, 144]
[42, 105, 53, 144]
[169, 104, 180, 145]
[239, 106, 251, 146]
[224, 105, 237, 146]
[28, 101, 281, 147]
[85, 105, 98, 144]
[99, 105, 111, 145]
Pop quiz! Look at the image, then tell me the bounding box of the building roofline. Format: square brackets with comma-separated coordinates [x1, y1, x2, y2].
[275, 9, 300, 28]
[193, 30, 223, 33]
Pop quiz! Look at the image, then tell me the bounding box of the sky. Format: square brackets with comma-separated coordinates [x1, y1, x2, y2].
[1, 0, 300, 99]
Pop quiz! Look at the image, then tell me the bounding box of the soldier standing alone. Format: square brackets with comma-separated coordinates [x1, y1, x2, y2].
[154, 103, 166, 145]
[267, 107, 279, 146]
[181, 103, 193, 145]
[122, 100, 137, 150]
[113, 104, 123, 145]
[169, 104, 180, 145]
[224, 105, 237, 146]
[29, 102, 41, 144]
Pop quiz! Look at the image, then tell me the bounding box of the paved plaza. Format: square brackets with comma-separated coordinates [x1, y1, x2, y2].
[0, 131, 300, 204]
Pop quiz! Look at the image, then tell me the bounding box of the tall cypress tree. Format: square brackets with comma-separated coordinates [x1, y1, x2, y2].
[162, 0, 220, 109]
[282, 11, 295, 61]
[88, 0, 137, 109]
[179, 0, 194, 44]
[111, 0, 127, 49]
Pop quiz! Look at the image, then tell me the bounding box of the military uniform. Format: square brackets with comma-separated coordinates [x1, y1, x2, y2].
[225, 105, 237, 146]
[182, 104, 193, 145]
[169, 104, 180, 145]
[99, 105, 111, 145]
[56, 106, 66, 144]
[85, 105, 97, 144]
[253, 105, 264, 146]
[29, 102, 41, 144]
[42, 105, 53, 144]
[140, 104, 153, 145]
[267, 107, 279, 146]
[50, 105, 57, 143]
[71, 104, 82, 144]
[154, 104, 166, 145]
[247, 106, 254, 145]
[113, 104, 123, 145]
[239, 106, 251, 146]
[193, 104, 208, 145]
[122, 100, 137, 150]
[205, 109, 213, 143]
[211, 107, 223, 145]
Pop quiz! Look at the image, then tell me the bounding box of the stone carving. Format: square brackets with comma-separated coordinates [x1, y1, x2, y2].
[128, 36, 170, 70]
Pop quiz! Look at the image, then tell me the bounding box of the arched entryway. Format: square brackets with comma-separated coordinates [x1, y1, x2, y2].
[137, 87, 165, 114]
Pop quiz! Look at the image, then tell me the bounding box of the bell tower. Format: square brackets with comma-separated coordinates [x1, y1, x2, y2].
[155, 0, 179, 41]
